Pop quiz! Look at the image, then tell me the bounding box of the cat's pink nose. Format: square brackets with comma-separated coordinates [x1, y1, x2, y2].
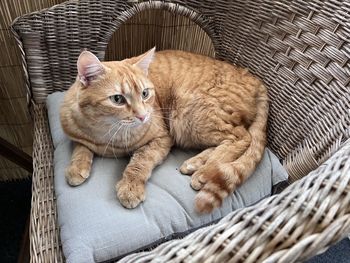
[136, 115, 146, 122]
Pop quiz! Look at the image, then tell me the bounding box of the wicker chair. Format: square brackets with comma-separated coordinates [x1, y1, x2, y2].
[11, 0, 350, 262]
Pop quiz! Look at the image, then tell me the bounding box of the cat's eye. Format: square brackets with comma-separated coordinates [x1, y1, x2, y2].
[110, 95, 126, 105]
[142, 89, 150, 100]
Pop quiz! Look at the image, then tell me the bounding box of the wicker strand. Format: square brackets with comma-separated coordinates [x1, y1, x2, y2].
[30, 104, 63, 262]
[120, 139, 350, 263]
[10, 0, 350, 262]
[11, 0, 350, 181]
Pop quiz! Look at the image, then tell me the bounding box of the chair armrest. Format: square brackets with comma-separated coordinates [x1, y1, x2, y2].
[30, 104, 64, 262]
[121, 139, 350, 263]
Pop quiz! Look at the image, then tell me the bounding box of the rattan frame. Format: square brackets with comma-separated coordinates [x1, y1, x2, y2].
[10, 0, 350, 262]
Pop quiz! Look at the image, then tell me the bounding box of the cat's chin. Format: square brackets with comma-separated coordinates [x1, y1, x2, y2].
[126, 120, 148, 128]
[131, 122, 143, 128]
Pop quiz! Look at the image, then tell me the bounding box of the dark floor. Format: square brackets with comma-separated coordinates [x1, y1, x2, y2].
[0, 179, 31, 263]
[306, 238, 350, 263]
[0, 179, 349, 263]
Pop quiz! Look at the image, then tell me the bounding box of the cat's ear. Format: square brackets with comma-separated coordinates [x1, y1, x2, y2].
[77, 51, 105, 86]
[133, 47, 156, 75]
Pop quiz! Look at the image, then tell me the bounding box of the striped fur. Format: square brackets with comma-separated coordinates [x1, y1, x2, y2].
[60, 48, 268, 212]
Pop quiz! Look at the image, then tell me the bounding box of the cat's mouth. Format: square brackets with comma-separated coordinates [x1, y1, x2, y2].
[120, 120, 138, 127]
[121, 115, 150, 127]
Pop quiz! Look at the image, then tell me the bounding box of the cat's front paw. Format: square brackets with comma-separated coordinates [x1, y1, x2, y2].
[65, 163, 90, 186]
[116, 179, 146, 209]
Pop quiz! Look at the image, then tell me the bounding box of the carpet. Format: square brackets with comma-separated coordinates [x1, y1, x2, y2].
[0, 179, 31, 263]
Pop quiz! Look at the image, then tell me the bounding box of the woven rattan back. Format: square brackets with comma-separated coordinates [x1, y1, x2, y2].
[104, 8, 215, 62]
[11, 0, 350, 180]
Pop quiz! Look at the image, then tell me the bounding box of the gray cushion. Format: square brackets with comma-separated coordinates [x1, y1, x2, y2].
[47, 92, 288, 263]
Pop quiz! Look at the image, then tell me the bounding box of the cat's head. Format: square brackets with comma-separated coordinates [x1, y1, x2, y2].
[75, 48, 156, 127]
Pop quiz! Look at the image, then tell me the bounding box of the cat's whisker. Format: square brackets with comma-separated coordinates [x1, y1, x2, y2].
[111, 124, 125, 159]
[102, 124, 125, 159]
[127, 128, 131, 154]
[127, 128, 130, 154]
[102, 121, 122, 139]
[153, 108, 172, 112]
[149, 117, 170, 130]
[151, 113, 174, 122]
[151, 116, 166, 126]
[157, 107, 172, 111]
[153, 109, 172, 114]
[152, 121, 168, 132]
[123, 126, 130, 155]
[151, 111, 170, 115]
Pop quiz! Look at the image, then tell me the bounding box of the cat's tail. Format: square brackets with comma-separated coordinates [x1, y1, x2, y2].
[195, 83, 269, 213]
[230, 83, 269, 182]
[234, 84, 269, 175]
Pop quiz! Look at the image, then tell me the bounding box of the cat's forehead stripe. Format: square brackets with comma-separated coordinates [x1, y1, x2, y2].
[114, 71, 144, 94]
[114, 82, 131, 95]
[138, 80, 144, 91]
[115, 83, 122, 93]
[122, 82, 130, 94]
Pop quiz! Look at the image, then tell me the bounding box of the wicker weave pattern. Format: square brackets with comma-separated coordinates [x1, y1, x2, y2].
[29, 105, 350, 262]
[120, 140, 350, 263]
[104, 8, 215, 61]
[31, 104, 63, 262]
[10, 0, 350, 262]
[11, 0, 350, 180]
[11, 1, 219, 103]
[207, 0, 350, 180]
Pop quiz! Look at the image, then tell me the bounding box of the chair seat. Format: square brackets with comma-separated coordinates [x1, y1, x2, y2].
[47, 92, 288, 262]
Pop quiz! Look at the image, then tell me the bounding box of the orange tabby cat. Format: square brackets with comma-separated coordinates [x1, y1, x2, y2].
[60, 48, 268, 213]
